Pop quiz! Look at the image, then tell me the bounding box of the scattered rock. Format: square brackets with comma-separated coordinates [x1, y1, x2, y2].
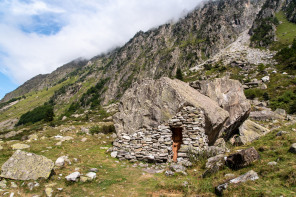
[170, 164, 186, 173]
[275, 108, 287, 117]
[65, 172, 80, 182]
[261, 76, 270, 82]
[55, 156, 69, 167]
[215, 170, 259, 195]
[0, 179, 7, 188]
[27, 182, 40, 191]
[89, 168, 98, 172]
[10, 182, 18, 188]
[267, 161, 277, 166]
[28, 134, 38, 141]
[81, 138, 87, 142]
[289, 143, 296, 154]
[276, 131, 288, 136]
[237, 120, 270, 145]
[1, 150, 54, 180]
[226, 147, 260, 170]
[45, 187, 53, 197]
[11, 143, 30, 150]
[165, 170, 175, 176]
[224, 173, 235, 179]
[203, 154, 226, 178]
[111, 151, 117, 158]
[80, 176, 89, 183]
[85, 172, 96, 180]
[0, 145, 3, 150]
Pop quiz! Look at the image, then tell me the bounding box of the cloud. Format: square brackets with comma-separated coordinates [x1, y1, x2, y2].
[0, 0, 202, 84]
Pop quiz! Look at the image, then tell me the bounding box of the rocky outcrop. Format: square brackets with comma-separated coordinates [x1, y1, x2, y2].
[284, 0, 296, 23]
[1, 150, 54, 180]
[236, 120, 270, 145]
[190, 77, 250, 140]
[203, 154, 226, 178]
[113, 77, 229, 144]
[226, 147, 260, 170]
[249, 0, 284, 48]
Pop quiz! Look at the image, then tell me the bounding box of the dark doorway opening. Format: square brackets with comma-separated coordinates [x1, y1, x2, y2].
[171, 127, 183, 162]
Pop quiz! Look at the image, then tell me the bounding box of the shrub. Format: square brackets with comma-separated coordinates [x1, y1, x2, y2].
[90, 125, 116, 135]
[244, 89, 264, 100]
[176, 68, 184, 81]
[16, 103, 54, 126]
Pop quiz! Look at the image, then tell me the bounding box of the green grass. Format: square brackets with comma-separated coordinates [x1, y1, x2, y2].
[0, 77, 77, 123]
[1, 120, 295, 196]
[276, 11, 296, 46]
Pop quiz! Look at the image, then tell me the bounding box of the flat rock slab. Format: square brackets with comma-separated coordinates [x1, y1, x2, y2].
[11, 143, 30, 150]
[1, 150, 54, 180]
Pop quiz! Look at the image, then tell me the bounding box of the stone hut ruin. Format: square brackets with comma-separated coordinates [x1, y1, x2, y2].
[112, 77, 231, 162]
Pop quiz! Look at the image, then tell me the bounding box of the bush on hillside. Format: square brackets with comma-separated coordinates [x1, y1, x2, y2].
[16, 103, 54, 126]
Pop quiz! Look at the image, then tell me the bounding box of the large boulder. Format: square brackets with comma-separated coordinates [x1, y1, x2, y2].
[1, 150, 54, 180]
[113, 77, 229, 144]
[226, 147, 260, 170]
[236, 120, 270, 145]
[190, 77, 251, 140]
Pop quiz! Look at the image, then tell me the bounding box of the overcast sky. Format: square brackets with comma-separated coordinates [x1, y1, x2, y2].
[0, 0, 202, 99]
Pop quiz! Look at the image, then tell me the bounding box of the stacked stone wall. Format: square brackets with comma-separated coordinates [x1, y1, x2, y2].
[112, 105, 209, 162]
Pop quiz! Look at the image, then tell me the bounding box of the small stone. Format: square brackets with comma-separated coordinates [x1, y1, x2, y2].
[55, 156, 68, 167]
[11, 143, 30, 150]
[0, 179, 7, 188]
[289, 143, 296, 154]
[10, 192, 14, 197]
[111, 151, 117, 158]
[86, 172, 96, 180]
[0, 145, 3, 150]
[10, 182, 18, 188]
[276, 131, 288, 136]
[89, 168, 98, 172]
[55, 142, 62, 146]
[165, 170, 175, 176]
[65, 172, 80, 182]
[80, 176, 89, 183]
[45, 187, 53, 197]
[267, 161, 277, 166]
[224, 174, 235, 179]
[81, 138, 87, 142]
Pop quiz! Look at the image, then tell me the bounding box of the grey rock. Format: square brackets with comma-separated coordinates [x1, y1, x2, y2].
[215, 170, 259, 195]
[267, 161, 277, 166]
[237, 120, 270, 145]
[65, 172, 80, 182]
[275, 108, 286, 117]
[1, 150, 54, 180]
[89, 168, 98, 172]
[11, 143, 30, 150]
[289, 143, 296, 154]
[85, 172, 96, 180]
[113, 77, 229, 145]
[111, 151, 117, 158]
[45, 187, 53, 197]
[0, 179, 7, 189]
[191, 77, 250, 140]
[203, 154, 225, 178]
[226, 147, 260, 170]
[250, 108, 284, 121]
[276, 131, 288, 136]
[165, 170, 175, 176]
[55, 156, 68, 167]
[170, 164, 186, 173]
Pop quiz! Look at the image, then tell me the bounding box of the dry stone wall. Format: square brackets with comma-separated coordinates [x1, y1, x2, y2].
[112, 105, 209, 162]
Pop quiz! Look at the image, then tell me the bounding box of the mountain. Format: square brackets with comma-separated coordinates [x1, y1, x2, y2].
[0, 0, 295, 127]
